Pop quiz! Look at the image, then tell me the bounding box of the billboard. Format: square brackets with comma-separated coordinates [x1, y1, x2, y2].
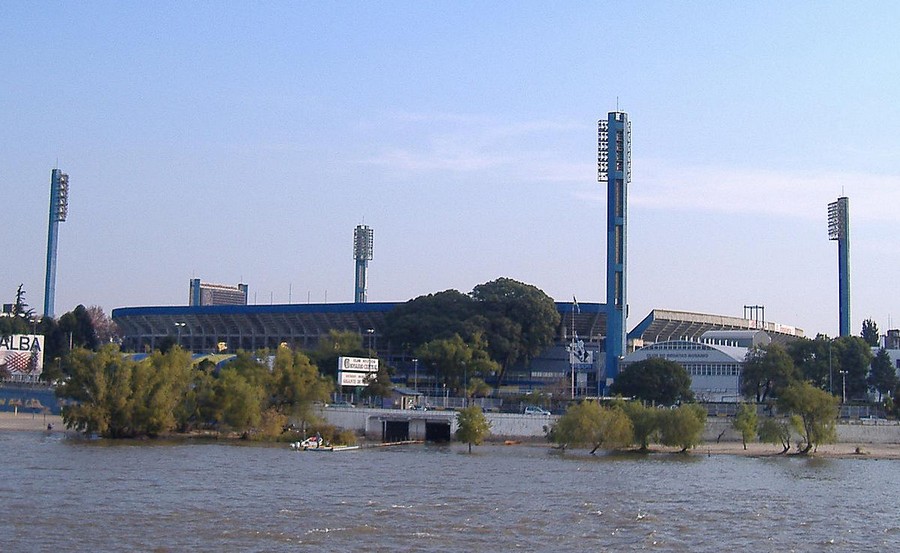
[338, 371, 376, 387]
[338, 356, 378, 372]
[337, 356, 378, 387]
[0, 334, 44, 379]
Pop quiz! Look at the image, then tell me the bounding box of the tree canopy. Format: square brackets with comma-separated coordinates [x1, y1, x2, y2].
[861, 318, 880, 347]
[610, 358, 693, 405]
[777, 381, 839, 454]
[741, 343, 800, 403]
[455, 405, 491, 453]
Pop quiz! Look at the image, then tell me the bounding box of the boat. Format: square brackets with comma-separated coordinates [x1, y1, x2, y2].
[290, 437, 359, 452]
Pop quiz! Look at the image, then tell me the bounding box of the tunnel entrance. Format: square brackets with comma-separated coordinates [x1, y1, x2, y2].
[425, 421, 451, 442]
[382, 420, 409, 443]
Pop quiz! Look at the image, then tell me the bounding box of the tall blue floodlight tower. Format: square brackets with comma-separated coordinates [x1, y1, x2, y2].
[353, 224, 373, 303]
[598, 112, 631, 383]
[828, 197, 850, 336]
[44, 168, 69, 318]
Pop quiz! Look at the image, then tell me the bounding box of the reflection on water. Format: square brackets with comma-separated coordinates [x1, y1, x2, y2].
[3, 431, 899, 552]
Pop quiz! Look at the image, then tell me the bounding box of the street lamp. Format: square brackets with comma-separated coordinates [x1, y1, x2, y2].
[174, 322, 186, 348]
[839, 370, 847, 404]
[412, 358, 419, 393]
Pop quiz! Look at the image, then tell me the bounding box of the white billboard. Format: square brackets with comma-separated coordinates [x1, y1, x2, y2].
[0, 334, 44, 379]
[338, 356, 378, 373]
[338, 371, 375, 387]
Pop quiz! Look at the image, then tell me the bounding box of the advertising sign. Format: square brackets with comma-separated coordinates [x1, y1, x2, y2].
[0, 334, 44, 379]
[338, 371, 374, 387]
[338, 356, 379, 372]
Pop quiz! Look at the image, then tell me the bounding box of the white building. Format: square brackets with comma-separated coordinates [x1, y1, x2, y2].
[621, 330, 771, 402]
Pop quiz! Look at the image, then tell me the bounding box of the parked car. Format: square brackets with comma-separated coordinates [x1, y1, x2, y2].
[409, 404, 429, 411]
[524, 406, 551, 416]
[327, 401, 355, 408]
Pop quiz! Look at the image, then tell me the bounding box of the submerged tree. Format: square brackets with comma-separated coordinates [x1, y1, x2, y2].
[456, 405, 491, 453]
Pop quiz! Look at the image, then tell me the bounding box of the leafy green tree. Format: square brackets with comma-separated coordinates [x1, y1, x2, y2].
[415, 333, 499, 395]
[787, 335, 833, 392]
[621, 401, 660, 451]
[270, 346, 333, 428]
[861, 318, 880, 347]
[13, 284, 34, 320]
[215, 368, 263, 432]
[471, 278, 560, 387]
[360, 364, 393, 405]
[658, 404, 707, 452]
[58, 305, 99, 351]
[741, 343, 800, 402]
[610, 358, 693, 405]
[732, 403, 758, 450]
[384, 290, 479, 353]
[868, 348, 897, 402]
[551, 400, 633, 452]
[456, 405, 491, 453]
[777, 381, 839, 454]
[832, 336, 873, 401]
[758, 416, 793, 453]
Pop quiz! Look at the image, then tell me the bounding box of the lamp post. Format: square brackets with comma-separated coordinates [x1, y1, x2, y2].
[412, 358, 419, 393]
[840, 370, 847, 404]
[174, 322, 186, 349]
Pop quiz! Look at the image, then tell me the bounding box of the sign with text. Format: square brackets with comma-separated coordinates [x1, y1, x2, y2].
[338, 371, 375, 387]
[338, 356, 379, 373]
[0, 334, 44, 379]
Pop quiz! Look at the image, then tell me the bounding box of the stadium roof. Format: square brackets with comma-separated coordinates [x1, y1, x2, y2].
[627, 309, 804, 346]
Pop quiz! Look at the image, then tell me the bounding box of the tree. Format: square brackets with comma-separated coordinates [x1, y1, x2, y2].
[868, 348, 897, 403]
[758, 416, 793, 453]
[658, 404, 707, 452]
[269, 345, 333, 429]
[309, 329, 366, 379]
[415, 333, 499, 395]
[551, 401, 633, 453]
[861, 318, 880, 347]
[383, 290, 479, 353]
[13, 284, 34, 319]
[732, 403, 758, 450]
[471, 278, 560, 387]
[610, 358, 693, 405]
[741, 343, 800, 403]
[621, 401, 660, 451]
[58, 305, 99, 351]
[456, 405, 491, 453]
[87, 305, 118, 345]
[777, 381, 839, 454]
[831, 336, 873, 401]
[787, 335, 833, 392]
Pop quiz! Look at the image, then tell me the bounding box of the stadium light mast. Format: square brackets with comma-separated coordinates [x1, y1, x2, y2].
[44, 168, 69, 318]
[599, 111, 631, 385]
[828, 196, 850, 337]
[353, 224, 374, 303]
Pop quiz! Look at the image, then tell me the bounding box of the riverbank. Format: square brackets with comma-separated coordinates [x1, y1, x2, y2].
[5, 412, 900, 459]
[0, 411, 65, 433]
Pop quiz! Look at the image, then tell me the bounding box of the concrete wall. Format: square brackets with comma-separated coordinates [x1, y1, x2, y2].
[325, 407, 900, 445]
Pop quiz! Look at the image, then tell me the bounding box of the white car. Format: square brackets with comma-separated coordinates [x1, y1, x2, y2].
[524, 406, 551, 416]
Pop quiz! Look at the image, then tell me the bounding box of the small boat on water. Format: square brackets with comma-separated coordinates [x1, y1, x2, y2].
[290, 436, 359, 452]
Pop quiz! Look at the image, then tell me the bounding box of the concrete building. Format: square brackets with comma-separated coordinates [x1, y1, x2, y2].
[189, 279, 249, 307]
[622, 329, 776, 403]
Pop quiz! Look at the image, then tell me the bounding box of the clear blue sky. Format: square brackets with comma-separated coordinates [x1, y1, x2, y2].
[3, 2, 899, 339]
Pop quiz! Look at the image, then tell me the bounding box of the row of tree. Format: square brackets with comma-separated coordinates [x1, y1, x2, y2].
[550, 400, 708, 453]
[741, 336, 894, 404]
[57, 345, 333, 439]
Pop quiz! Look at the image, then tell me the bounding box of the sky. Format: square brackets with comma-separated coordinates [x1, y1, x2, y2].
[2, 2, 899, 339]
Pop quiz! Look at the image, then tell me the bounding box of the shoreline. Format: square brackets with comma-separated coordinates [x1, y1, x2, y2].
[4, 411, 900, 459]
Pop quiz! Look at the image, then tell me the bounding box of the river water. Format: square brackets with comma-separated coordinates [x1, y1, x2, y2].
[3, 430, 899, 552]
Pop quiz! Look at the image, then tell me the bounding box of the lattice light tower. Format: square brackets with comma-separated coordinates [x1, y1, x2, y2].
[353, 224, 374, 303]
[44, 168, 69, 318]
[598, 112, 631, 383]
[828, 196, 850, 337]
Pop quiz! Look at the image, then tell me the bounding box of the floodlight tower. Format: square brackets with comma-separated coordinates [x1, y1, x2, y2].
[43, 169, 69, 318]
[353, 224, 374, 303]
[828, 196, 850, 337]
[598, 111, 631, 382]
